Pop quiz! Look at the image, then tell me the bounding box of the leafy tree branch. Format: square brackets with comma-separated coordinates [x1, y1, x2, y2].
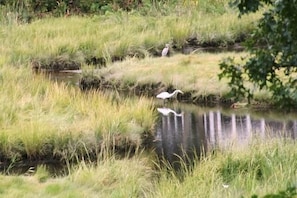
[219, 0, 297, 109]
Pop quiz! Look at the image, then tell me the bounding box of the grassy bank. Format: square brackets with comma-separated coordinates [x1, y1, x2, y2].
[154, 138, 297, 198]
[0, 139, 296, 197]
[0, 7, 260, 68]
[86, 52, 270, 104]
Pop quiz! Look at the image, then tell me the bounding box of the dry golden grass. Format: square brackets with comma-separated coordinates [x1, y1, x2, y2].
[96, 52, 248, 98]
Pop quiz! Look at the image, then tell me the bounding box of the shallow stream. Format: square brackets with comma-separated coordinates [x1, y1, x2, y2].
[16, 70, 296, 174]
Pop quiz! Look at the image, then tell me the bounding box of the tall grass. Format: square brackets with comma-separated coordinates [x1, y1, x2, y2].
[0, 2, 290, 197]
[93, 52, 272, 102]
[0, 7, 261, 66]
[94, 53, 247, 97]
[0, 156, 155, 198]
[0, 66, 156, 161]
[152, 138, 297, 198]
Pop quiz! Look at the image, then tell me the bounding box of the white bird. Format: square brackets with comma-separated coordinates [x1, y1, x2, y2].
[161, 44, 170, 57]
[156, 89, 184, 101]
[157, 107, 183, 117]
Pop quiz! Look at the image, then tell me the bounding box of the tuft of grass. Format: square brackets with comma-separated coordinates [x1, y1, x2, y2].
[70, 157, 154, 197]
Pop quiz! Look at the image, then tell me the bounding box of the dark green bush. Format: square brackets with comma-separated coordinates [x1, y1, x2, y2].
[0, 0, 144, 15]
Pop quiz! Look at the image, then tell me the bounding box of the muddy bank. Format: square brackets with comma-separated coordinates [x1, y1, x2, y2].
[31, 55, 81, 72]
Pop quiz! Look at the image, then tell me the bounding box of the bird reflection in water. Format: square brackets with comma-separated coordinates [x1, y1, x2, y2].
[157, 107, 184, 117]
[155, 106, 200, 172]
[154, 107, 184, 143]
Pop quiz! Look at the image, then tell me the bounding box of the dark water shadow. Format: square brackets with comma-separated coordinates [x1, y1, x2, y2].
[0, 160, 68, 177]
[154, 107, 204, 173]
[40, 70, 82, 86]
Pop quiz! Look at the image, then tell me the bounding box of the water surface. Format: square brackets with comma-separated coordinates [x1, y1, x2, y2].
[154, 103, 297, 169]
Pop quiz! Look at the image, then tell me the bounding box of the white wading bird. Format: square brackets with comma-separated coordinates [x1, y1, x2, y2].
[156, 90, 184, 102]
[161, 43, 170, 57]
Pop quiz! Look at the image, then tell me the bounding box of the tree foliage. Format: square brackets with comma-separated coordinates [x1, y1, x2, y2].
[0, 0, 144, 16]
[0, 0, 182, 22]
[219, 0, 297, 109]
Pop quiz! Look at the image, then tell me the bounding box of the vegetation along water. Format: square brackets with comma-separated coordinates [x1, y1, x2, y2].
[0, 0, 297, 197]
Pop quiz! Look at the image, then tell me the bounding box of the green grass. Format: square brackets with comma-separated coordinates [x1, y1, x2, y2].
[152, 138, 297, 198]
[0, 0, 261, 164]
[0, 8, 260, 66]
[0, 156, 155, 198]
[0, 66, 156, 161]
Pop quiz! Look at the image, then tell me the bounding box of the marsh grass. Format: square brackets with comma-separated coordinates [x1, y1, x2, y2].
[93, 52, 272, 103]
[0, 3, 291, 197]
[0, 7, 261, 66]
[0, 156, 155, 198]
[1, 130, 297, 197]
[152, 137, 297, 198]
[35, 165, 50, 183]
[95, 53, 246, 97]
[0, 66, 156, 162]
